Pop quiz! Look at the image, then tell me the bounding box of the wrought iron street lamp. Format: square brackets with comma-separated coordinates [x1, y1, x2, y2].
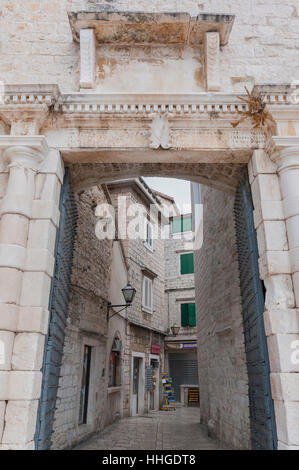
[107, 283, 136, 321]
[171, 322, 180, 336]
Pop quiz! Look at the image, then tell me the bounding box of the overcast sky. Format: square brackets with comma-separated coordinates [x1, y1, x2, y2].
[144, 177, 191, 214]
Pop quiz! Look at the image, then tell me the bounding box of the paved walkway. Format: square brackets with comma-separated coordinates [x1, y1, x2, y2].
[75, 407, 222, 450]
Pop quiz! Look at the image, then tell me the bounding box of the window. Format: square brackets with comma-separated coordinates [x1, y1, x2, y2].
[144, 219, 153, 250]
[109, 336, 122, 387]
[142, 275, 153, 312]
[181, 303, 196, 327]
[79, 345, 92, 425]
[171, 215, 192, 233]
[109, 352, 121, 387]
[180, 253, 194, 275]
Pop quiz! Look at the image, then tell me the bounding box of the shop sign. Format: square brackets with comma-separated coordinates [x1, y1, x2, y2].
[181, 342, 197, 349]
[151, 344, 160, 354]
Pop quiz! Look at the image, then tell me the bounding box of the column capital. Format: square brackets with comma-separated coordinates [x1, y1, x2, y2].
[267, 136, 299, 173]
[0, 136, 49, 171]
[0, 84, 60, 135]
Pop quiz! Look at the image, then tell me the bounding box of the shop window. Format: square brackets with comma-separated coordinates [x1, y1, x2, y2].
[79, 345, 92, 425]
[180, 252, 194, 275]
[181, 303, 196, 327]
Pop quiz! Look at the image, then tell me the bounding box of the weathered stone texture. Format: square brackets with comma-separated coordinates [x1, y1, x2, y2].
[51, 185, 113, 449]
[194, 185, 251, 450]
[1, 1, 299, 92]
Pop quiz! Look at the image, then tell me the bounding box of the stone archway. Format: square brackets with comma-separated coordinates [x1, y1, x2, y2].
[0, 84, 298, 450]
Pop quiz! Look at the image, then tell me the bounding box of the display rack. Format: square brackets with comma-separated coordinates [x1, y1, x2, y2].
[160, 373, 176, 411]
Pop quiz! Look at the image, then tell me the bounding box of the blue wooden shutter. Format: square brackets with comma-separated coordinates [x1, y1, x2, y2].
[234, 167, 277, 450]
[34, 168, 77, 450]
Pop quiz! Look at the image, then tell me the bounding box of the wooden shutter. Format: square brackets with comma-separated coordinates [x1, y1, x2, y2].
[180, 253, 194, 274]
[143, 276, 152, 311]
[172, 218, 182, 233]
[181, 303, 189, 326]
[182, 215, 192, 232]
[188, 303, 196, 326]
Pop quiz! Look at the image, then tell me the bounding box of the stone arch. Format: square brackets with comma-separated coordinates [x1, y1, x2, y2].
[69, 161, 245, 194]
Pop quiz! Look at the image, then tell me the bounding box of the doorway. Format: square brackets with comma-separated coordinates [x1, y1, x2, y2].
[149, 355, 160, 411]
[131, 353, 145, 416]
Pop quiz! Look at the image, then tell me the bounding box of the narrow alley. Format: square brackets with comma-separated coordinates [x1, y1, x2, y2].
[75, 407, 222, 451]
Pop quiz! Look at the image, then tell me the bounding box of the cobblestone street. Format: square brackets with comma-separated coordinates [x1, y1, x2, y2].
[75, 407, 222, 450]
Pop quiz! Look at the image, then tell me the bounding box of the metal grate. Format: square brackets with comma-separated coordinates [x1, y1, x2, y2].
[234, 167, 277, 450]
[34, 168, 77, 450]
[168, 352, 199, 402]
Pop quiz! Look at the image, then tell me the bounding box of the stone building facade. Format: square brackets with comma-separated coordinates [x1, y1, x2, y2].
[191, 183, 251, 449]
[0, 0, 299, 452]
[159, 205, 199, 405]
[50, 184, 128, 449]
[107, 179, 168, 417]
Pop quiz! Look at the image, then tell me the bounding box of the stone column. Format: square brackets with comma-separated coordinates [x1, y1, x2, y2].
[249, 144, 299, 449]
[0, 137, 63, 449]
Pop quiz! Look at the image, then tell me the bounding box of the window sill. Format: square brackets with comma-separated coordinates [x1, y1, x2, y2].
[144, 242, 154, 252]
[108, 386, 122, 394]
[142, 306, 153, 314]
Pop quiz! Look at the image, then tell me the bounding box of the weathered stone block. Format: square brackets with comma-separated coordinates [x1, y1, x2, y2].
[264, 275, 295, 310]
[17, 307, 49, 335]
[31, 200, 60, 228]
[271, 373, 299, 402]
[8, 371, 42, 400]
[11, 333, 45, 371]
[0, 401, 5, 442]
[0, 331, 15, 371]
[1, 400, 38, 445]
[27, 219, 57, 252]
[0, 268, 23, 304]
[274, 400, 299, 446]
[251, 149, 277, 175]
[259, 250, 291, 279]
[25, 248, 55, 277]
[264, 308, 299, 336]
[0, 373, 9, 400]
[0, 304, 18, 333]
[20, 271, 52, 308]
[267, 334, 299, 373]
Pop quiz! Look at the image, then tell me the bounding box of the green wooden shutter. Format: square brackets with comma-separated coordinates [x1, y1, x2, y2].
[172, 218, 182, 233]
[180, 253, 194, 274]
[181, 303, 189, 326]
[188, 303, 196, 326]
[182, 215, 192, 232]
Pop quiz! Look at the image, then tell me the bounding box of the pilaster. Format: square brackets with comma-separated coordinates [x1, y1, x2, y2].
[253, 136, 299, 449]
[0, 86, 63, 449]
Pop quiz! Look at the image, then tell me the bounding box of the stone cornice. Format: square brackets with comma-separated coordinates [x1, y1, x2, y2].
[0, 85, 60, 135]
[1, 84, 60, 106]
[253, 84, 299, 106]
[56, 92, 252, 118]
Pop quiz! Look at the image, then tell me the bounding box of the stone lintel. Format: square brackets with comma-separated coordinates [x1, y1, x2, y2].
[68, 10, 235, 46]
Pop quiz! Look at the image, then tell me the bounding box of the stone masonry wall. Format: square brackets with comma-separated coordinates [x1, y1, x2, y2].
[164, 230, 196, 337]
[51, 185, 113, 449]
[194, 185, 251, 450]
[1, 1, 299, 93]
